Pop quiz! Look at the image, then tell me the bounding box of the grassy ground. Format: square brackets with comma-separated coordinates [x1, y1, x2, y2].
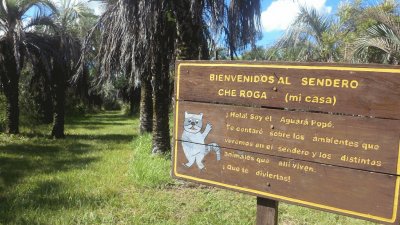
[0, 111, 377, 225]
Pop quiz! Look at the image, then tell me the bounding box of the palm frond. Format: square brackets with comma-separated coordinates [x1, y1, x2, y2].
[226, 0, 261, 57]
[77, 0, 262, 89]
[367, 3, 400, 38]
[352, 7, 400, 64]
[268, 5, 337, 62]
[295, 6, 330, 44]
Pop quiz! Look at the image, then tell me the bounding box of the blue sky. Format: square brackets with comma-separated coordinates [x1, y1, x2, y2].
[257, 0, 341, 47]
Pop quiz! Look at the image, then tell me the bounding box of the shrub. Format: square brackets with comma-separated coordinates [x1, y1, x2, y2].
[0, 93, 6, 132]
[130, 134, 174, 188]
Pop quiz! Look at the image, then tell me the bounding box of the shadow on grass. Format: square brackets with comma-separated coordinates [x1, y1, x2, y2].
[0, 179, 114, 224]
[0, 132, 132, 191]
[67, 112, 137, 123]
[0, 142, 101, 224]
[67, 134, 137, 142]
[70, 121, 133, 126]
[0, 143, 98, 191]
[0, 111, 137, 224]
[0, 142, 92, 155]
[3, 132, 137, 143]
[66, 124, 105, 131]
[66, 112, 138, 128]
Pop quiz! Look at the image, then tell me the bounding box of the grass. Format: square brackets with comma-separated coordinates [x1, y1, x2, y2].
[0, 111, 378, 225]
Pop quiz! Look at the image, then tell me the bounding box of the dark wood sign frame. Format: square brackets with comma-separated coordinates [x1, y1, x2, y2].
[172, 61, 400, 225]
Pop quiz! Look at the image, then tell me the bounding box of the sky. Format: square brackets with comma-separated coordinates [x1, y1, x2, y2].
[86, 1, 105, 16]
[258, 0, 341, 47]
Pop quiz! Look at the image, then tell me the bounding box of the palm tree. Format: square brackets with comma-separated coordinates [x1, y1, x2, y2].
[79, 0, 262, 154]
[351, 4, 400, 64]
[48, 0, 95, 138]
[267, 6, 341, 62]
[0, 0, 57, 134]
[76, 1, 153, 136]
[226, 0, 262, 58]
[140, 73, 153, 134]
[78, 0, 161, 137]
[49, 37, 80, 138]
[173, 0, 261, 60]
[153, 0, 262, 153]
[151, 1, 176, 154]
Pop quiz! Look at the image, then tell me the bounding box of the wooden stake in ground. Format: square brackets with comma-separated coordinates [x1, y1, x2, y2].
[256, 197, 278, 225]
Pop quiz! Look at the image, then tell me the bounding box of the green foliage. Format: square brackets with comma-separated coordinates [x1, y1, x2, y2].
[65, 97, 89, 116]
[0, 94, 6, 132]
[121, 103, 132, 116]
[265, 0, 400, 64]
[241, 46, 267, 60]
[0, 111, 380, 224]
[351, 3, 400, 64]
[129, 133, 173, 188]
[210, 47, 232, 60]
[54, 0, 98, 38]
[102, 100, 122, 111]
[19, 70, 45, 126]
[267, 6, 341, 62]
[1, 68, 56, 132]
[0, 111, 138, 224]
[278, 204, 375, 225]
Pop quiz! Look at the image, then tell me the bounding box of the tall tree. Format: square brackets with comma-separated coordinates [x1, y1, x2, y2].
[241, 46, 267, 60]
[173, 0, 261, 60]
[267, 6, 342, 62]
[77, 1, 154, 135]
[0, 0, 56, 134]
[79, 0, 262, 154]
[351, 2, 400, 64]
[150, 1, 176, 154]
[49, 0, 95, 138]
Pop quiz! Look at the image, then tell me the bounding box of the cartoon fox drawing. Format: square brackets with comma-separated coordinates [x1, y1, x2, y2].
[181, 112, 221, 170]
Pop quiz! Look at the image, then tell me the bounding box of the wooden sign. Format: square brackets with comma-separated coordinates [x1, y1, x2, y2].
[172, 61, 400, 224]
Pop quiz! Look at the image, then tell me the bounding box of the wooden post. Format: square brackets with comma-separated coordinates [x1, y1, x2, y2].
[256, 197, 279, 225]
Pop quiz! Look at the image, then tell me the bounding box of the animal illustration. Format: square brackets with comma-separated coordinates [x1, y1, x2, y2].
[181, 112, 221, 170]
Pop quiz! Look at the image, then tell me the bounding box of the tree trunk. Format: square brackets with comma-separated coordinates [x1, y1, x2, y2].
[140, 76, 153, 134]
[51, 69, 66, 139]
[152, 64, 171, 154]
[151, 3, 174, 154]
[1, 51, 20, 134]
[129, 86, 141, 115]
[5, 81, 19, 134]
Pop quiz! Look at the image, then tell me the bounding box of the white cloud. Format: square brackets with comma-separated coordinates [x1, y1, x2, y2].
[87, 1, 105, 16]
[261, 0, 332, 32]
